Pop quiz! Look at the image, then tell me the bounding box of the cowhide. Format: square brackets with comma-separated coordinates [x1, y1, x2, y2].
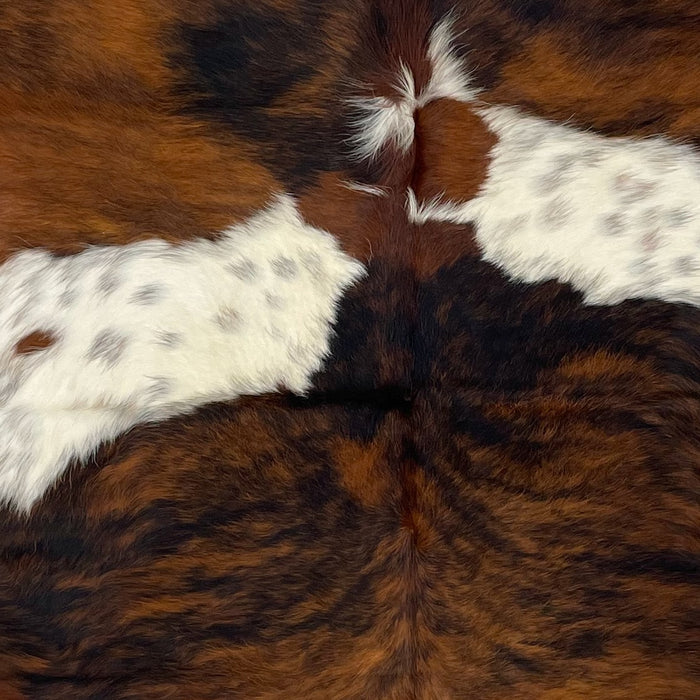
[0, 1, 698, 698]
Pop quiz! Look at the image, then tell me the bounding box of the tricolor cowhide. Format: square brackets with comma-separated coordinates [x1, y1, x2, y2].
[0, 1, 698, 698]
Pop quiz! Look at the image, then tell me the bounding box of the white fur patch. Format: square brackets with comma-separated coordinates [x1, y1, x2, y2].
[0, 196, 365, 511]
[423, 16, 479, 105]
[408, 106, 700, 306]
[341, 180, 388, 197]
[348, 63, 418, 162]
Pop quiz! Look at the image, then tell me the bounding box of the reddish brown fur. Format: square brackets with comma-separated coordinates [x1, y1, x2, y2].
[0, 0, 367, 262]
[298, 172, 382, 263]
[412, 99, 497, 204]
[13, 331, 57, 355]
[0, 98, 279, 261]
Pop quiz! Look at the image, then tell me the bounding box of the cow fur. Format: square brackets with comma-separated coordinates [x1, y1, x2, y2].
[0, 1, 698, 698]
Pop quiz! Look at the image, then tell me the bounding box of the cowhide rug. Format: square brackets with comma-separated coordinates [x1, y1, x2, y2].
[0, 1, 698, 698]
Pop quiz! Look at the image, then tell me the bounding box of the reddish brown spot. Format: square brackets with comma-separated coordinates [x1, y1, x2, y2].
[13, 330, 56, 355]
[413, 98, 496, 204]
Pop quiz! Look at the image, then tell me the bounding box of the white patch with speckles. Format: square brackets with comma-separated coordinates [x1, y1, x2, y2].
[0, 196, 365, 511]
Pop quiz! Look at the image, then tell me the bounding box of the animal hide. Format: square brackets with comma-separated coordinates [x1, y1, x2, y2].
[0, 1, 698, 697]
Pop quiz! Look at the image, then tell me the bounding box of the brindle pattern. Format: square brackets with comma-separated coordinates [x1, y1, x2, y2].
[1, 1, 699, 698]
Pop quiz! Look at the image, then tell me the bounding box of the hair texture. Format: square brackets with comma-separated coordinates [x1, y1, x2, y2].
[0, 1, 698, 698]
